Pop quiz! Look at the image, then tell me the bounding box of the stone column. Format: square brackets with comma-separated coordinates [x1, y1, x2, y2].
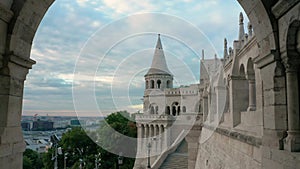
[202, 94, 208, 121]
[0, 54, 35, 168]
[215, 85, 226, 122]
[247, 76, 256, 111]
[137, 124, 142, 154]
[158, 125, 163, 153]
[164, 125, 170, 151]
[208, 88, 216, 122]
[153, 125, 158, 154]
[285, 67, 300, 152]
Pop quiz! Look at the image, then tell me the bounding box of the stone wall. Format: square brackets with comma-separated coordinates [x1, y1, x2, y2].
[195, 127, 262, 169]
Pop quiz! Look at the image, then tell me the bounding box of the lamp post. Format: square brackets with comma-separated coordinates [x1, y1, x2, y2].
[64, 153, 68, 169]
[95, 153, 101, 169]
[77, 148, 84, 169]
[79, 158, 83, 169]
[50, 134, 61, 169]
[117, 152, 123, 169]
[147, 142, 151, 169]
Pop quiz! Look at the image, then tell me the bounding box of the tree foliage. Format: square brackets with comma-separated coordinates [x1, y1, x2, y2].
[98, 111, 137, 169]
[23, 149, 44, 169]
[42, 111, 137, 169]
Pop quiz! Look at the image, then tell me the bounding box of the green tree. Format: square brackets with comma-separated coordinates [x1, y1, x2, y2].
[23, 149, 44, 169]
[98, 111, 137, 169]
[43, 127, 99, 169]
[42, 111, 137, 169]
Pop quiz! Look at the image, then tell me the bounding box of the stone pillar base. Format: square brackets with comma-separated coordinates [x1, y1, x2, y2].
[284, 131, 300, 152]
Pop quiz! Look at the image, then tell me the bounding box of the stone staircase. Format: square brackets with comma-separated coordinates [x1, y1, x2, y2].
[159, 140, 188, 169]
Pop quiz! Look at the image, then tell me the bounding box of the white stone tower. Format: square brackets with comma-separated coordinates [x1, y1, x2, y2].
[144, 34, 173, 114]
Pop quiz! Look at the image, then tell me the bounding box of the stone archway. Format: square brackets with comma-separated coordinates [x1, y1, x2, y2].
[0, 0, 279, 168]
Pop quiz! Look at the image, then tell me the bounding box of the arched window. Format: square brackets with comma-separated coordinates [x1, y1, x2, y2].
[246, 58, 256, 111]
[172, 106, 176, 116]
[155, 106, 158, 114]
[157, 80, 161, 89]
[150, 80, 155, 89]
[239, 64, 249, 112]
[165, 106, 170, 115]
[150, 106, 155, 114]
[166, 80, 171, 88]
[171, 102, 179, 116]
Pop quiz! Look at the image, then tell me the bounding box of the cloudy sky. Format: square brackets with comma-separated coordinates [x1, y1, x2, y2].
[23, 0, 248, 117]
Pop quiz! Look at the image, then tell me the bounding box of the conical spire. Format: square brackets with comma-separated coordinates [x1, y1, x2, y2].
[146, 34, 172, 76]
[238, 12, 245, 41]
[156, 34, 163, 49]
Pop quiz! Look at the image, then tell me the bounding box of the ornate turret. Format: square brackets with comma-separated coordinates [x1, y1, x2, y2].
[144, 34, 173, 90]
[238, 12, 245, 41]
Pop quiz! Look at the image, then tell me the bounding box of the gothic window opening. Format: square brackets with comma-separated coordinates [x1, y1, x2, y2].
[172, 106, 176, 116]
[239, 64, 249, 112]
[167, 80, 171, 88]
[150, 80, 155, 89]
[157, 80, 161, 89]
[177, 106, 181, 115]
[150, 106, 155, 114]
[155, 106, 159, 114]
[246, 58, 256, 111]
[165, 106, 170, 115]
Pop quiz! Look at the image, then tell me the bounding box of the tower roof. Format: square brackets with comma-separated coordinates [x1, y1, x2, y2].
[146, 34, 172, 76]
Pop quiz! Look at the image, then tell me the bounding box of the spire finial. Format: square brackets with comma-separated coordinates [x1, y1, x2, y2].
[229, 47, 233, 57]
[156, 34, 162, 49]
[239, 12, 244, 24]
[223, 38, 228, 58]
[202, 49, 205, 60]
[238, 12, 245, 41]
[248, 22, 253, 37]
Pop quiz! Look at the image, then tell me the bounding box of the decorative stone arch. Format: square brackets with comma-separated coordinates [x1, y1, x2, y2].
[0, 0, 280, 167]
[165, 106, 170, 115]
[150, 80, 155, 89]
[155, 125, 159, 136]
[194, 101, 201, 114]
[246, 58, 255, 75]
[157, 79, 161, 89]
[141, 124, 145, 138]
[166, 80, 171, 88]
[149, 103, 159, 114]
[149, 105, 154, 114]
[150, 124, 155, 137]
[246, 58, 256, 111]
[171, 102, 180, 116]
[239, 64, 246, 76]
[239, 64, 249, 112]
[282, 20, 300, 152]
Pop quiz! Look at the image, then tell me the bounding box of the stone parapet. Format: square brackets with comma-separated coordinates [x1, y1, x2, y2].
[203, 124, 262, 147]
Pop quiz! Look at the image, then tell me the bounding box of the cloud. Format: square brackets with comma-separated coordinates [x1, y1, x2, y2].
[24, 0, 248, 116]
